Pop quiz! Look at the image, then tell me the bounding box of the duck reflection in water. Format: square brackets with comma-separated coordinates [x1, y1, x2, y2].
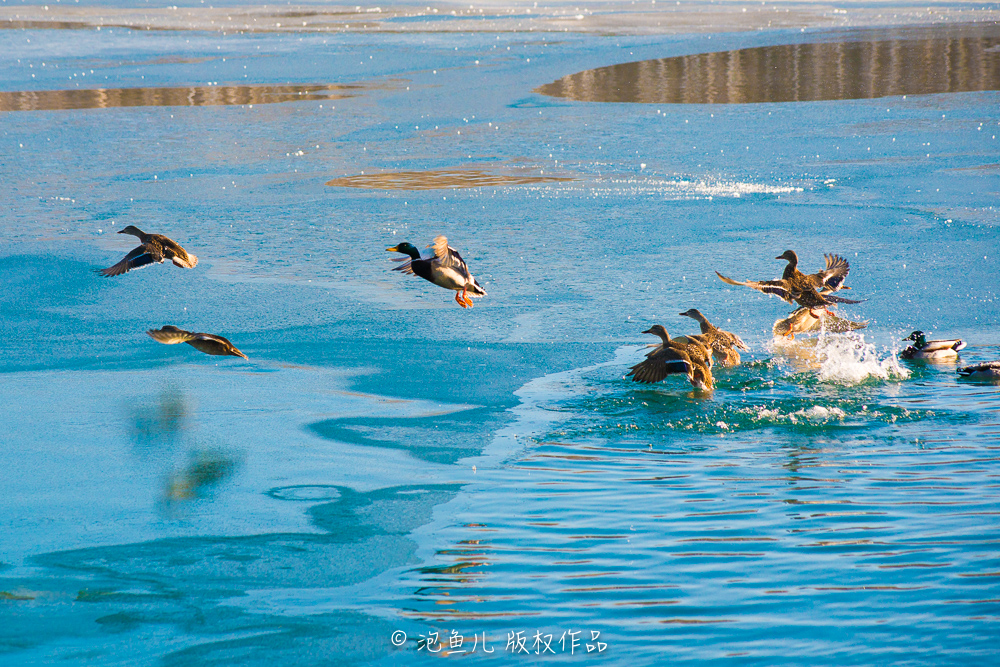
[163, 449, 239, 504]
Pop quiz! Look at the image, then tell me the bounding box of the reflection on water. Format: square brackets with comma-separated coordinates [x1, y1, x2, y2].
[131, 388, 188, 444]
[0, 83, 363, 112]
[536, 27, 1000, 103]
[163, 449, 238, 503]
[325, 168, 574, 190]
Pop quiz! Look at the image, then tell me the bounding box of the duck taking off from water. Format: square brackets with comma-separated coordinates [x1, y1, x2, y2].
[387, 235, 487, 308]
[100, 226, 198, 277]
[772, 307, 869, 339]
[776, 250, 851, 293]
[678, 308, 749, 367]
[627, 325, 714, 391]
[715, 250, 861, 312]
[900, 331, 966, 360]
[147, 326, 248, 359]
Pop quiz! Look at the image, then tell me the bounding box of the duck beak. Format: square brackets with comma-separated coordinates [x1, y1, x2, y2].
[641, 328, 655, 334]
[385, 246, 399, 252]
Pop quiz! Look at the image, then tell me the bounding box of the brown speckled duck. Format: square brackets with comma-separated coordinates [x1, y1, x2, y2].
[772, 307, 869, 339]
[678, 308, 749, 367]
[716, 250, 861, 311]
[100, 226, 198, 277]
[147, 326, 248, 359]
[627, 325, 714, 391]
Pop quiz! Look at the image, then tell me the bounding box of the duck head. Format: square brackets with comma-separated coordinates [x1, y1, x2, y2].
[903, 331, 927, 348]
[386, 242, 421, 259]
[641, 324, 670, 343]
[678, 308, 705, 321]
[118, 225, 145, 237]
[776, 249, 798, 265]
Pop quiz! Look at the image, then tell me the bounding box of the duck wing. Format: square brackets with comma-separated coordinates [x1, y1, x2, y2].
[158, 236, 198, 269]
[391, 257, 416, 275]
[147, 326, 197, 344]
[721, 330, 750, 351]
[627, 349, 692, 384]
[430, 235, 471, 273]
[716, 271, 794, 303]
[100, 246, 158, 277]
[812, 253, 850, 291]
[821, 292, 864, 305]
[921, 339, 966, 352]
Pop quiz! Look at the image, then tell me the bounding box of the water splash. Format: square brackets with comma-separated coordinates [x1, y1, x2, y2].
[814, 332, 909, 385]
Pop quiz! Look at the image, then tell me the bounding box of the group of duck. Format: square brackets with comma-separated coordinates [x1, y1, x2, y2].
[625, 249, 999, 389]
[100, 228, 999, 383]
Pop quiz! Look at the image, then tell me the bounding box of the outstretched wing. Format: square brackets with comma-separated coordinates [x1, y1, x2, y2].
[147, 326, 196, 345]
[822, 293, 864, 305]
[391, 256, 416, 275]
[100, 246, 157, 277]
[430, 235, 470, 272]
[715, 271, 794, 304]
[812, 254, 850, 291]
[627, 349, 692, 384]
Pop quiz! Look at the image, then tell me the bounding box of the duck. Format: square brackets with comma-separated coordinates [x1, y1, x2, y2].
[957, 361, 1000, 379]
[678, 308, 749, 367]
[772, 307, 869, 339]
[716, 250, 861, 311]
[900, 331, 966, 360]
[147, 326, 248, 359]
[627, 324, 714, 390]
[778, 250, 851, 293]
[99, 226, 198, 277]
[387, 235, 487, 308]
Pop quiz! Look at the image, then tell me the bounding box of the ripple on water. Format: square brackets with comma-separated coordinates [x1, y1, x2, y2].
[396, 340, 1000, 663]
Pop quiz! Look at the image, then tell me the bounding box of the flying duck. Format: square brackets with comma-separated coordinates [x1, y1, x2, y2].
[387, 235, 487, 308]
[100, 226, 198, 277]
[678, 308, 749, 367]
[147, 326, 248, 359]
[900, 331, 966, 360]
[627, 324, 714, 390]
[778, 250, 851, 292]
[716, 250, 861, 311]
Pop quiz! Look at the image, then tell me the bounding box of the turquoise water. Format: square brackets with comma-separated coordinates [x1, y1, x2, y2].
[2, 4, 1000, 664]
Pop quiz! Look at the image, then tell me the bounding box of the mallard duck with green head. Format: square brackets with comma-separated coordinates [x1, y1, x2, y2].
[386, 235, 487, 308]
[100, 226, 198, 277]
[678, 308, 749, 367]
[147, 326, 248, 359]
[900, 331, 966, 360]
[627, 324, 714, 390]
[716, 250, 861, 312]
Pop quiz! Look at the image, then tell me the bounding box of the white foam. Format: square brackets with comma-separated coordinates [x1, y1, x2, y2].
[815, 332, 909, 384]
[790, 405, 847, 421]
